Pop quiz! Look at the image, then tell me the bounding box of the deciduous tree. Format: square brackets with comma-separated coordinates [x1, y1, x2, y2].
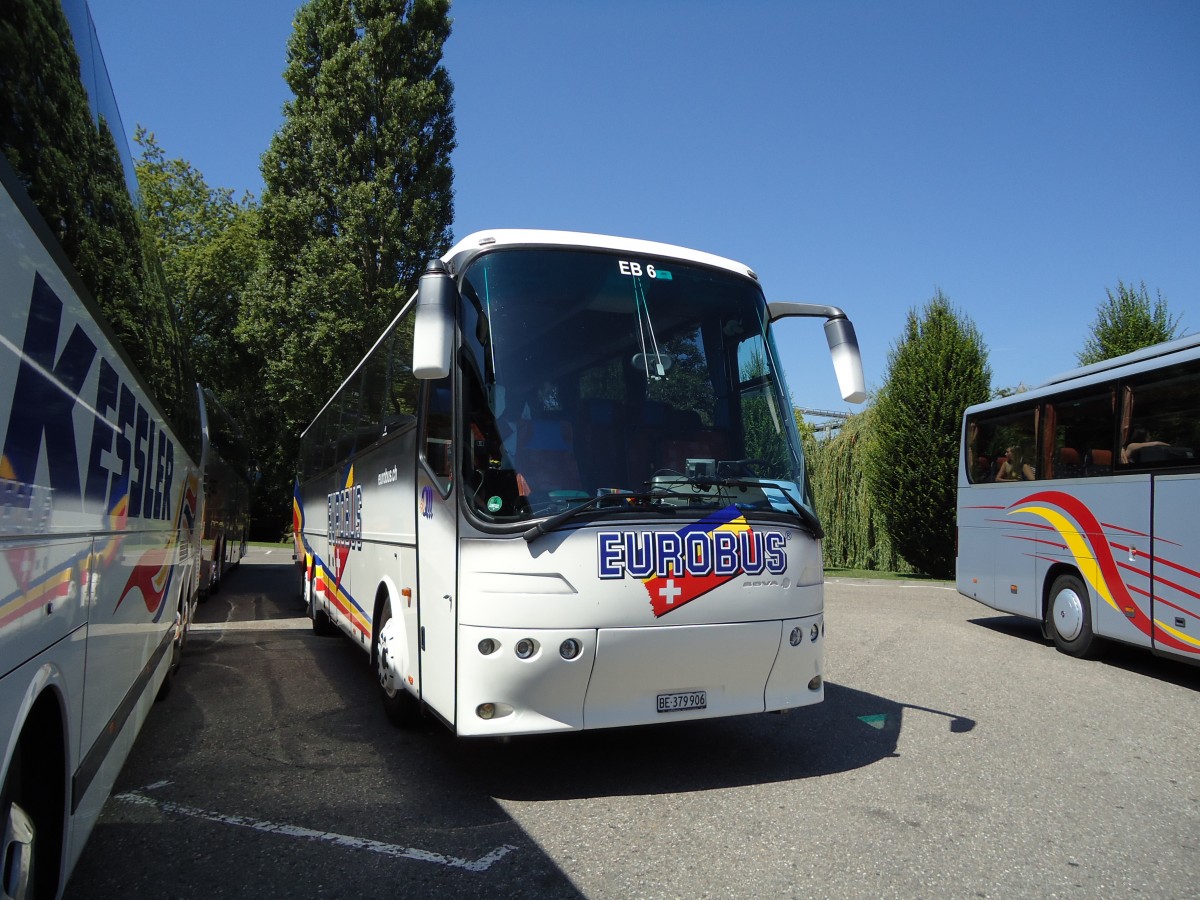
[238, 0, 456, 531]
[134, 129, 261, 415]
[807, 408, 910, 573]
[1078, 281, 1181, 365]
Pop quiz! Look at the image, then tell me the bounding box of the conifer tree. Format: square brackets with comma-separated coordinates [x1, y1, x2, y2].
[865, 292, 991, 578]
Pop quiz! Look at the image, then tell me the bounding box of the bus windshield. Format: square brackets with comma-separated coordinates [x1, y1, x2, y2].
[457, 247, 811, 524]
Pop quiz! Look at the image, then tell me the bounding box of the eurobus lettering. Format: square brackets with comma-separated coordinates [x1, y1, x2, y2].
[596, 528, 788, 580]
[295, 228, 866, 737]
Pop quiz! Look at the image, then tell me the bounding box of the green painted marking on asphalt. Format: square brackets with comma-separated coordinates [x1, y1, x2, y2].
[858, 714, 887, 730]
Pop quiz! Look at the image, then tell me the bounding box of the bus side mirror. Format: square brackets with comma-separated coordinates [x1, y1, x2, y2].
[413, 259, 456, 380]
[823, 316, 867, 404]
[767, 301, 867, 404]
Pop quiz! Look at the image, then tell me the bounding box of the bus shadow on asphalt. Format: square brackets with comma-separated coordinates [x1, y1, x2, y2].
[70, 623, 586, 898]
[968, 614, 1048, 646]
[442, 682, 975, 802]
[969, 614, 1200, 691]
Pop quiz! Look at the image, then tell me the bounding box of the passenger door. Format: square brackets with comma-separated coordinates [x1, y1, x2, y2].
[1152, 474, 1200, 662]
[416, 378, 458, 725]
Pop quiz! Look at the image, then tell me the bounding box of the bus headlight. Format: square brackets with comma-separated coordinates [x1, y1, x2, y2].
[515, 638, 537, 659]
[810, 624, 820, 642]
[789, 626, 802, 646]
[478, 638, 498, 655]
[559, 638, 582, 660]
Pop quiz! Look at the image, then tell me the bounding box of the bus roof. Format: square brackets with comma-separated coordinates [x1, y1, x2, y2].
[1040, 332, 1200, 386]
[444, 229, 760, 282]
[966, 331, 1200, 417]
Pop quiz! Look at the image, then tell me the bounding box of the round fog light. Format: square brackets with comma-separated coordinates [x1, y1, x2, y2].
[478, 638, 497, 655]
[789, 626, 802, 646]
[515, 638, 536, 659]
[477, 703, 496, 719]
[808, 675, 823, 691]
[559, 638, 582, 660]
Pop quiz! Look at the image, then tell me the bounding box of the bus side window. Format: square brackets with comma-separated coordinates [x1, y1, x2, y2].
[421, 377, 453, 492]
[965, 407, 1037, 483]
[1045, 389, 1114, 480]
[1120, 361, 1200, 468]
[382, 324, 419, 433]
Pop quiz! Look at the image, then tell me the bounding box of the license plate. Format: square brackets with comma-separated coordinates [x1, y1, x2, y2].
[657, 690, 707, 713]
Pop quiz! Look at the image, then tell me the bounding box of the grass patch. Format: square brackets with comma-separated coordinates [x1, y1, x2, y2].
[824, 567, 949, 582]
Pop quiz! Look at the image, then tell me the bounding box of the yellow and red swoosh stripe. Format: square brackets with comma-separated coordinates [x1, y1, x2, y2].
[1006, 490, 1198, 654]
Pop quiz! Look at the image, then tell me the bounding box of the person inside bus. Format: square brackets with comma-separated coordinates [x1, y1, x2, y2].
[1122, 425, 1167, 464]
[995, 445, 1035, 481]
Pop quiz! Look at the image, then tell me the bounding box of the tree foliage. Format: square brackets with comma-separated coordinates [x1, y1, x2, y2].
[236, 0, 456, 531]
[864, 292, 991, 578]
[1, 0, 192, 429]
[239, 0, 455, 425]
[1077, 280, 1181, 365]
[135, 129, 261, 414]
[807, 409, 910, 573]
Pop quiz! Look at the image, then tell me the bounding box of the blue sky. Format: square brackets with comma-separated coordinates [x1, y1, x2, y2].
[89, 0, 1199, 417]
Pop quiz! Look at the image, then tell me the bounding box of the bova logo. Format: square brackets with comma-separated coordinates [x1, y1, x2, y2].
[597, 506, 788, 617]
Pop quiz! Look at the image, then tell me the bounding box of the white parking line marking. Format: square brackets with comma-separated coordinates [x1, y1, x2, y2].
[115, 787, 518, 872]
[190, 618, 311, 632]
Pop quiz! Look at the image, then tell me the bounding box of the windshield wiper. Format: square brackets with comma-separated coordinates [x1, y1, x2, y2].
[677, 475, 825, 540]
[522, 490, 673, 542]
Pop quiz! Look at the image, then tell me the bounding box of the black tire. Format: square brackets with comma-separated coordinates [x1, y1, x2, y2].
[210, 543, 222, 595]
[375, 603, 419, 728]
[1047, 573, 1103, 658]
[308, 573, 335, 637]
[3, 719, 65, 900]
[1, 744, 36, 900]
[156, 597, 188, 701]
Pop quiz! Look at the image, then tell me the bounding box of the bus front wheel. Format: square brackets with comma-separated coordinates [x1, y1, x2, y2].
[1047, 573, 1102, 659]
[1, 753, 35, 900]
[375, 603, 419, 728]
[2, 710, 65, 900]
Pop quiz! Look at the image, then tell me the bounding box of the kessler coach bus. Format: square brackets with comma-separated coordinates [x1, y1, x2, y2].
[957, 334, 1200, 664]
[2, 1, 208, 896]
[295, 229, 866, 736]
[198, 388, 251, 597]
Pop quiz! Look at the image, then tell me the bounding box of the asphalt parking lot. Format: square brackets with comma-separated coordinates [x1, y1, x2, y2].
[66, 549, 1199, 898]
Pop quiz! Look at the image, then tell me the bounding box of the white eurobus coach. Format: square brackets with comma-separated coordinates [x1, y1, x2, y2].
[957, 334, 1200, 664]
[2, 1, 213, 896]
[294, 229, 866, 737]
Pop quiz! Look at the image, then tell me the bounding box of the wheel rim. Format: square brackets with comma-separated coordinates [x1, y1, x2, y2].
[1053, 587, 1085, 641]
[2, 800, 34, 900]
[376, 613, 395, 697]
